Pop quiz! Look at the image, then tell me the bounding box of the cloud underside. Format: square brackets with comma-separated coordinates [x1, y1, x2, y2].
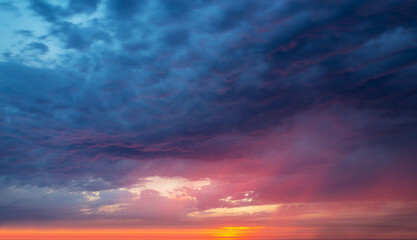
[0, 0, 417, 234]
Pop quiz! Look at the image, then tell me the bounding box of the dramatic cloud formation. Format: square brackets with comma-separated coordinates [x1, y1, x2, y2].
[0, 0, 417, 239]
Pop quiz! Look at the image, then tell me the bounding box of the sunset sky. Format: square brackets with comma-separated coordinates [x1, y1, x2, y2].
[1, 0, 417, 239]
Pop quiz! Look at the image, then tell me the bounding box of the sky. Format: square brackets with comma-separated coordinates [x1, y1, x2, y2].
[0, 0, 417, 239]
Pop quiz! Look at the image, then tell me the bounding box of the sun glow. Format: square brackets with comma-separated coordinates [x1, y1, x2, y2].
[2, 224, 416, 240]
[0, 227, 264, 240]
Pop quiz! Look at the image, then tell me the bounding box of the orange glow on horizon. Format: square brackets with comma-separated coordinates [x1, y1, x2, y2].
[0, 226, 317, 240]
[1, 225, 417, 240]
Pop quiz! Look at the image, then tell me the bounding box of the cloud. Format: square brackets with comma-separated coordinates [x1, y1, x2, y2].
[24, 41, 49, 54]
[29, 0, 67, 23]
[67, 0, 101, 15]
[106, 0, 147, 21]
[0, 0, 417, 231]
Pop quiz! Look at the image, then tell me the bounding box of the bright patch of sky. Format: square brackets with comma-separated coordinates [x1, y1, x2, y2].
[122, 176, 211, 199]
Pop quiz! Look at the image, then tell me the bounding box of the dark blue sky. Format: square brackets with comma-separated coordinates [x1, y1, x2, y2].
[0, 0, 417, 236]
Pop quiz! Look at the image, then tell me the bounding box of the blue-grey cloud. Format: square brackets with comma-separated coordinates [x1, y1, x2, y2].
[1, 0, 417, 224]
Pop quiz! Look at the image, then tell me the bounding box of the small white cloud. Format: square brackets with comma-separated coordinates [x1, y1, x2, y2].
[96, 203, 128, 214]
[121, 176, 211, 199]
[188, 204, 279, 217]
[82, 191, 100, 201]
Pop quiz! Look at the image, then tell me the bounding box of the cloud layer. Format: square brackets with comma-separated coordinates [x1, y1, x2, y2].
[1, 0, 417, 237]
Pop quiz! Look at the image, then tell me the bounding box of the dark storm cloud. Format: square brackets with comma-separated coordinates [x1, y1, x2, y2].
[24, 42, 49, 54]
[51, 22, 111, 50]
[160, 28, 189, 48]
[29, 0, 101, 22]
[14, 30, 34, 37]
[29, 0, 67, 23]
[106, 0, 147, 20]
[1, 0, 417, 202]
[67, 0, 101, 15]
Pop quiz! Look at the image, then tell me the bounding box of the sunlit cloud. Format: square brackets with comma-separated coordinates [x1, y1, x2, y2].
[188, 204, 279, 218]
[82, 191, 100, 201]
[121, 176, 211, 199]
